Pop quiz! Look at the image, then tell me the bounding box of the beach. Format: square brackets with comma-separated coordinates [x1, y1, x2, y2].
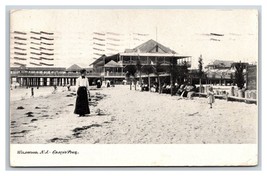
[10, 85, 257, 144]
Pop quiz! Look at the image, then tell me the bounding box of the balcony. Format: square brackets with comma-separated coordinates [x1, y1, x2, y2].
[103, 72, 126, 77]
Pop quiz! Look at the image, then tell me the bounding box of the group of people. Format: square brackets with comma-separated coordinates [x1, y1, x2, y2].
[140, 81, 215, 109]
[106, 80, 115, 88]
[74, 69, 216, 117]
[161, 82, 197, 98]
[175, 82, 196, 99]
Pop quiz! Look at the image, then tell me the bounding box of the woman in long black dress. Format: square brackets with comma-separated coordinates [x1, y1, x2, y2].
[74, 69, 90, 116]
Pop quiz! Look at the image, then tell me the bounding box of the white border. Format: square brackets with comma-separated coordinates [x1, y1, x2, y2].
[10, 144, 257, 167]
[1, 0, 266, 176]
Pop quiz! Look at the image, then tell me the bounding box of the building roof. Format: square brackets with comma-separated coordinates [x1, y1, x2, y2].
[119, 52, 188, 58]
[104, 60, 123, 68]
[206, 60, 234, 68]
[90, 55, 106, 66]
[66, 64, 82, 72]
[10, 66, 66, 71]
[129, 39, 176, 54]
[124, 49, 134, 53]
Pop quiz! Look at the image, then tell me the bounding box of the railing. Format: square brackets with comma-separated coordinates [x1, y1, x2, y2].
[10, 72, 101, 77]
[104, 72, 126, 77]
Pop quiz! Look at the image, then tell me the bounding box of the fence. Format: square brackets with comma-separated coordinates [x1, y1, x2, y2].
[197, 85, 257, 104]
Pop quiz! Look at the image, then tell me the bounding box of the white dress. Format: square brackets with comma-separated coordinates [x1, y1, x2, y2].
[207, 91, 215, 104]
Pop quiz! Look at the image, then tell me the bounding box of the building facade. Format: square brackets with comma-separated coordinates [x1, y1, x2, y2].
[10, 65, 99, 87]
[90, 39, 191, 83]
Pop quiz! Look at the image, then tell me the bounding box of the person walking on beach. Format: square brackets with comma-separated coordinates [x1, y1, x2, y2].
[106, 79, 110, 88]
[67, 84, 71, 91]
[31, 87, 34, 97]
[74, 69, 90, 117]
[52, 85, 57, 94]
[207, 86, 215, 108]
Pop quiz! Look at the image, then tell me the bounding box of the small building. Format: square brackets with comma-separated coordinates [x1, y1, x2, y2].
[66, 64, 82, 73]
[205, 60, 234, 69]
[205, 60, 236, 85]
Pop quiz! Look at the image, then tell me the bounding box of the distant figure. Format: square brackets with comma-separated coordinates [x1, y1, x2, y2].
[185, 83, 196, 99]
[106, 80, 110, 88]
[110, 80, 115, 87]
[151, 84, 156, 92]
[207, 87, 215, 109]
[31, 87, 34, 97]
[74, 69, 90, 117]
[52, 85, 57, 94]
[67, 84, 71, 91]
[176, 84, 185, 96]
[142, 84, 149, 91]
[96, 79, 102, 88]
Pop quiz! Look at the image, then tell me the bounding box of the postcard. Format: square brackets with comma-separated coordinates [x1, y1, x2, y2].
[9, 8, 258, 166]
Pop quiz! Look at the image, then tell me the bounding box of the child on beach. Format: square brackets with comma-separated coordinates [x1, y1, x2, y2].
[207, 87, 215, 108]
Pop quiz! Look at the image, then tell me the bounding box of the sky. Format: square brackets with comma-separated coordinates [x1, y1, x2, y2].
[10, 9, 258, 68]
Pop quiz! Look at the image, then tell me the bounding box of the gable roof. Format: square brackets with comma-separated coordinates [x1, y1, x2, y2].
[89, 55, 106, 66]
[66, 64, 82, 71]
[129, 39, 176, 54]
[206, 60, 234, 68]
[104, 60, 123, 67]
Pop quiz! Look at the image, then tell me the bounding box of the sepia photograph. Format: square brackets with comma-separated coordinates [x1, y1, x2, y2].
[9, 8, 258, 166]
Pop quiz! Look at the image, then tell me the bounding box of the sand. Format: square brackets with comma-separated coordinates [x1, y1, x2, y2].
[10, 85, 257, 144]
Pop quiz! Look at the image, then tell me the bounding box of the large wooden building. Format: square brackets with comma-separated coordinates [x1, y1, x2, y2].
[90, 39, 191, 83]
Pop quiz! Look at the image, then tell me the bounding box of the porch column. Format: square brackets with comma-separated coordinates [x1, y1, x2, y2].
[40, 78, 43, 86]
[47, 78, 50, 86]
[21, 78, 23, 86]
[27, 78, 30, 86]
